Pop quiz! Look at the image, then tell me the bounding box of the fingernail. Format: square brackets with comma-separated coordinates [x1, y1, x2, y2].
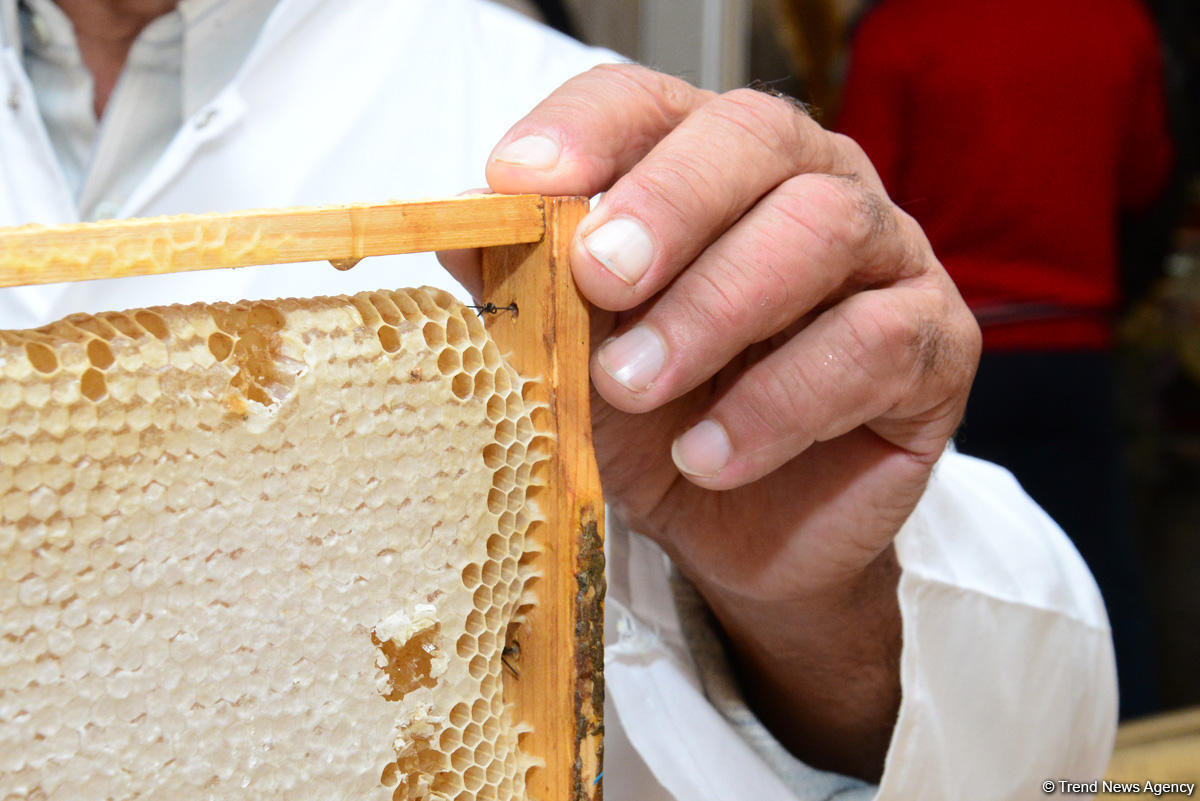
[492, 134, 560, 169]
[672, 420, 732, 478]
[583, 217, 654, 285]
[597, 324, 666, 392]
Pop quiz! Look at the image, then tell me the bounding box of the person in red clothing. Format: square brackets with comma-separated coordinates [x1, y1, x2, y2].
[837, 0, 1175, 717]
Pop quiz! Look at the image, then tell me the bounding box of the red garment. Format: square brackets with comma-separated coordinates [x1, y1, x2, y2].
[837, 0, 1174, 350]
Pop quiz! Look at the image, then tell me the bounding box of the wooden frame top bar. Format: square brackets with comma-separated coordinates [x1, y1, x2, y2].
[0, 194, 546, 288]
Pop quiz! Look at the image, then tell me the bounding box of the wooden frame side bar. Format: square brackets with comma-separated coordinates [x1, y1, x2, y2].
[0, 194, 545, 288]
[481, 197, 605, 801]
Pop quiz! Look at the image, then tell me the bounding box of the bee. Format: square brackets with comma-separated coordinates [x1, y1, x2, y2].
[501, 641, 520, 678]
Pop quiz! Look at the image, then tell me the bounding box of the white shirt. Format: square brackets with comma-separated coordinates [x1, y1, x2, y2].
[14, 0, 277, 220]
[0, 1, 1117, 798]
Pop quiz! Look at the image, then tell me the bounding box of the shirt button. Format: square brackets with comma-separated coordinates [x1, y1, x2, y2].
[194, 108, 218, 129]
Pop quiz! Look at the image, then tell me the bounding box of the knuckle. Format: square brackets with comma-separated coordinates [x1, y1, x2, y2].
[589, 62, 658, 89]
[847, 182, 898, 239]
[777, 174, 898, 268]
[828, 132, 889, 190]
[739, 257, 800, 324]
[770, 175, 843, 252]
[722, 86, 801, 122]
[674, 256, 768, 340]
[740, 358, 810, 441]
[710, 88, 828, 167]
[905, 304, 982, 406]
[579, 64, 656, 110]
[681, 268, 748, 333]
[829, 133, 873, 171]
[959, 304, 983, 363]
[841, 293, 918, 380]
[630, 151, 731, 227]
[590, 62, 644, 80]
[843, 289, 979, 396]
[636, 159, 702, 209]
[725, 86, 815, 131]
[589, 63, 699, 123]
[825, 133, 892, 196]
[910, 314, 951, 379]
[892, 209, 935, 278]
[829, 131, 864, 155]
[831, 179, 903, 275]
[939, 295, 983, 382]
[709, 92, 789, 152]
[770, 174, 923, 290]
[744, 80, 816, 117]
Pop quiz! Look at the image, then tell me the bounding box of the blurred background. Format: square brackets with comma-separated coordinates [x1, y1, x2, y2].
[500, 0, 1200, 773]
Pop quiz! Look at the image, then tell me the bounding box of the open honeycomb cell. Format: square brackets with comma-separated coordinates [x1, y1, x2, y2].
[0, 287, 546, 801]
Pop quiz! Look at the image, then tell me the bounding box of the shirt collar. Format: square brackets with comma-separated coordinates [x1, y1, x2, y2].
[2, 0, 279, 117]
[0, 0, 17, 52]
[20, 0, 77, 65]
[3, 0, 278, 106]
[177, 0, 279, 118]
[20, 0, 180, 73]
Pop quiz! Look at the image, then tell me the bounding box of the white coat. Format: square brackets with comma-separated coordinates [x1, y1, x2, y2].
[0, 1, 1117, 798]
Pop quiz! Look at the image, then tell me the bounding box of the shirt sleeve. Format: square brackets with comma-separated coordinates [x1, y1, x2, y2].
[878, 451, 1116, 799]
[605, 450, 1116, 801]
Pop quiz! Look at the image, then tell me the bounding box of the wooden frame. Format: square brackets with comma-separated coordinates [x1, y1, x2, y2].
[0, 195, 604, 801]
[0, 195, 546, 286]
[482, 198, 604, 801]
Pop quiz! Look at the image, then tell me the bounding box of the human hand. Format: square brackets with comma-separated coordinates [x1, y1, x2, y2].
[442, 64, 981, 779]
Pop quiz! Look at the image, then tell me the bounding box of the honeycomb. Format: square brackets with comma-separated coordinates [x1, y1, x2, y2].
[0, 287, 547, 801]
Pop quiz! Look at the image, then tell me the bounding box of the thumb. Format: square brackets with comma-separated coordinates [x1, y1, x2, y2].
[485, 64, 712, 196]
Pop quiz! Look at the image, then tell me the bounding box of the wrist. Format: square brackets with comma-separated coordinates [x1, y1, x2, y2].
[691, 547, 903, 781]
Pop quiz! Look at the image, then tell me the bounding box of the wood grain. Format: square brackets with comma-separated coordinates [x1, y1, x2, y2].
[481, 197, 605, 801]
[0, 194, 545, 288]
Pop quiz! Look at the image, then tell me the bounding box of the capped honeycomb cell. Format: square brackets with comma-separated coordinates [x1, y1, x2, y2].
[0, 287, 547, 801]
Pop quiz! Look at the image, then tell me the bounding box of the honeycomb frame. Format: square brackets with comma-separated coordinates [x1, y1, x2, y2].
[0, 196, 604, 801]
